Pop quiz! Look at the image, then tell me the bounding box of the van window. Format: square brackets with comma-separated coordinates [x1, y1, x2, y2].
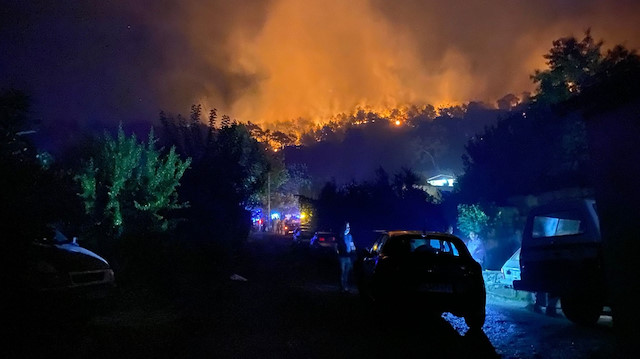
[532, 211, 584, 238]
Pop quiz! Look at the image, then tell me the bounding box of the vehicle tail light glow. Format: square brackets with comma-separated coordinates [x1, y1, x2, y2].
[319, 237, 325, 242]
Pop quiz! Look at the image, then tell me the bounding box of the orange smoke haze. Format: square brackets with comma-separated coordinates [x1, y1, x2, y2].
[225, 0, 472, 126]
[181, 0, 640, 129]
[5, 0, 639, 133]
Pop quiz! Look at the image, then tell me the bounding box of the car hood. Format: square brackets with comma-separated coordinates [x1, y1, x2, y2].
[30, 243, 111, 272]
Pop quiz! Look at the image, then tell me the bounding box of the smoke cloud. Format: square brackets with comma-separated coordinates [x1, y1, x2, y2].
[3, 0, 640, 132]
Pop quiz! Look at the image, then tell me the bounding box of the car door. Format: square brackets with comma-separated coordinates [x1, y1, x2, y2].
[361, 233, 387, 279]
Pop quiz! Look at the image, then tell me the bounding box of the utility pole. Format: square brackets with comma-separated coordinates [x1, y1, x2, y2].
[267, 172, 271, 232]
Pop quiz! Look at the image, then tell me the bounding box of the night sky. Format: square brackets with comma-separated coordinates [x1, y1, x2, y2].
[2, 0, 640, 150]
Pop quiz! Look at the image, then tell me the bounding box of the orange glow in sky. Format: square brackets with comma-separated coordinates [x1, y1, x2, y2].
[174, 0, 640, 131]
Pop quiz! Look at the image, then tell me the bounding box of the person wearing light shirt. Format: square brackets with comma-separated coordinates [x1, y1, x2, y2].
[338, 222, 356, 292]
[467, 231, 486, 269]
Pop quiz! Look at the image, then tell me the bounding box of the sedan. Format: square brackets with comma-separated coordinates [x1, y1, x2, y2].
[309, 231, 339, 255]
[357, 230, 486, 329]
[13, 227, 116, 305]
[293, 226, 314, 245]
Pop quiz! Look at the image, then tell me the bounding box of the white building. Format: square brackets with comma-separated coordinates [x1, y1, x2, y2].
[427, 174, 456, 189]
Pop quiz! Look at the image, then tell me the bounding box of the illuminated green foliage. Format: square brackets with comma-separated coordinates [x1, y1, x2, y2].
[76, 125, 191, 237]
[456, 204, 490, 238]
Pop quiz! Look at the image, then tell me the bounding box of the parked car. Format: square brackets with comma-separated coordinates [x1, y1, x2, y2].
[309, 231, 339, 255]
[500, 248, 521, 288]
[513, 198, 608, 325]
[292, 226, 314, 245]
[13, 227, 116, 305]
[283, 219, 301, 235]
[357, 230, 486, 329]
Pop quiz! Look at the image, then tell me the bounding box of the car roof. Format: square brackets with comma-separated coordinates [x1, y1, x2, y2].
[383, 230, 457, 238]
[381, 230, 468, 246]
[529, 198, 596, 215]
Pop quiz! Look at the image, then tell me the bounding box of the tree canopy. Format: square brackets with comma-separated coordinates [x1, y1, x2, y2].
[159, 106, 271, 245]
[532, 30, 603, 104]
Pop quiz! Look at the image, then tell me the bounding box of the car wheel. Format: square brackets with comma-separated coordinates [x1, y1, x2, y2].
[561, 294, 602, 326]
[464, 308, 486, 329]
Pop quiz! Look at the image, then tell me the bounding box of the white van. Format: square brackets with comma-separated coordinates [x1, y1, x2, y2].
[513, 198, 608, 325]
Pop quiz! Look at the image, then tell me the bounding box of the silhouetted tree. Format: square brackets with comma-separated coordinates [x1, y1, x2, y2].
[220, 114, 231, 128]
[0, 89, 35, 163]
[458, 31, 637, 204]
[270, 130, 296, 149]
[564, 42, 640, 353]
[160, 107, 270, 248]
[438, 105, 467, 119]
[1, 90, 82, 253]
[313, 168, 445, 248]
[530, 29, 639, 107]
[496, 94, 520, 111]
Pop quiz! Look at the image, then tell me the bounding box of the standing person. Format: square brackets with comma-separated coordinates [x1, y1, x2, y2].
[446, 225, 454, 235]
[533, 292, 560, 317]
[467, 231, 486, 269]
[338, 222, 356, 293]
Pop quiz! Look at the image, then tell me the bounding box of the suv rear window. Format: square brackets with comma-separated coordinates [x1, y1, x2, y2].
[532, 211, 584, 238]
[409, 238, 460, 256]
[382, 236, 461, 257]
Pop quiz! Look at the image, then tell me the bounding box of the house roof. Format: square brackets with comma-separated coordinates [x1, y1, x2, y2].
[427, 174, 455, 181]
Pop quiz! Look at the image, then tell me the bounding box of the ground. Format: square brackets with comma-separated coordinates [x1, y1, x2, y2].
[3, 232, 619, 358]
